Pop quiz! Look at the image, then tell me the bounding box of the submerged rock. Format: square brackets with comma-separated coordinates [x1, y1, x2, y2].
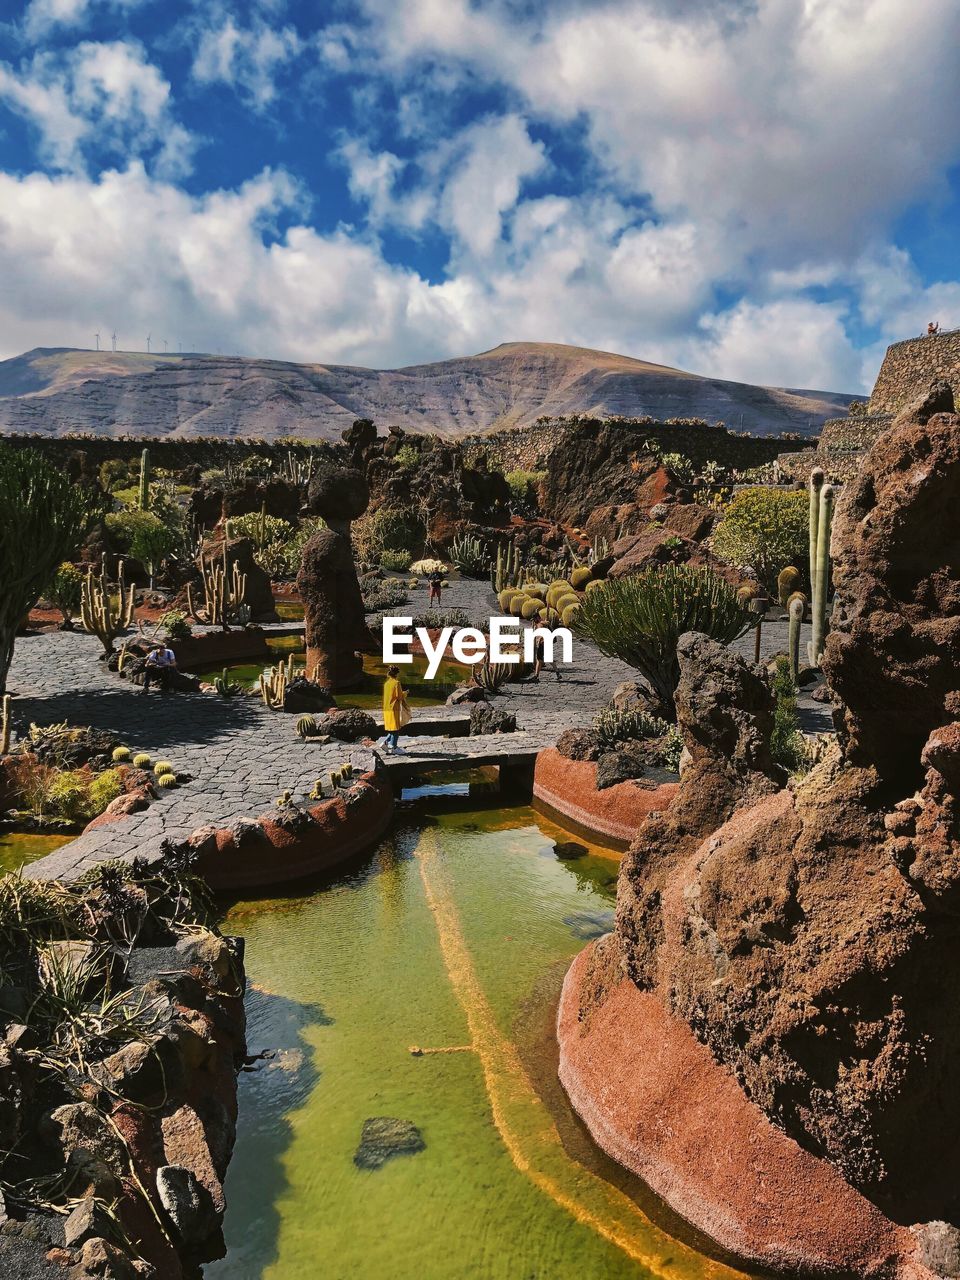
[353, 1117, 425, 1171]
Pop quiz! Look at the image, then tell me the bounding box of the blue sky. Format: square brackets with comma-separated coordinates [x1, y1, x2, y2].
[0, 0, 958, 392]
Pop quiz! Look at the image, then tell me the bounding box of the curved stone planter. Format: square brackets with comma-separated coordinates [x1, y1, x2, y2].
[557, 943, 934, 1280]
[532, 747, 678, 849]
[196, 771, 394, 892]
[172, 627, 272, 669]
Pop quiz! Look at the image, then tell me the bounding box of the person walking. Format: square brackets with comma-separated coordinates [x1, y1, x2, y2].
[528, 633, 562, 683]
[427, 569, 443, 608]
[381, 664, 411, 754]
[142, 642, 177, 694]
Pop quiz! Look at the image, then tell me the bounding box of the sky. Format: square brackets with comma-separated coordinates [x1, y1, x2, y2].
[0, 1, 959, 392]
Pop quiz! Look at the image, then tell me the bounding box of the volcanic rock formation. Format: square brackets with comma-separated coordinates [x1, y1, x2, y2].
[559, 408, 960, 1274]
[297, 461, 372, 689]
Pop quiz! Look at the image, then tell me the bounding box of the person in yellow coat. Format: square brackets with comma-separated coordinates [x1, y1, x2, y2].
[381, 664, 410, 755]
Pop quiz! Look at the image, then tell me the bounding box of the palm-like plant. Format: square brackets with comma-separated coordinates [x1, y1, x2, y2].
[0, 447, 108, 692]
[573, 564, 750, 719]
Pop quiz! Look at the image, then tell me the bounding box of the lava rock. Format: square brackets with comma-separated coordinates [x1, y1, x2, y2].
[314, 709, 377, 742]
[469, 704, 516, 735]
[556, 728, 599, 761]
[596, 746, 647, 790]
[446, 684, 488, 706]
[281, 676, 335, 714]
[156, 1165, 219, 1247]
[353, 1117, 425, 1171]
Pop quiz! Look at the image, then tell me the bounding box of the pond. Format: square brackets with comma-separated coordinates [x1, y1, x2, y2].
[0, 830, 74, 876]
[209, 799, 746, 1280]
[197, 645, 471, 710]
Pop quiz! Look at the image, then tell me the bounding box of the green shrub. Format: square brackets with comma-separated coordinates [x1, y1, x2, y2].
[505, 470, 546, 505]
[159, 609, 192, 641]
[574, 565, 749, 720]
[450, 533, 488, 577]
[47, 562, 83, 623]
[87, 768, 123, 815]
[229, 511, 293, 548]
[380, 549, 411, 572]
[352, 507, 424, 566]
[712, 488, 808, 592]
[393, 444, 420, 469]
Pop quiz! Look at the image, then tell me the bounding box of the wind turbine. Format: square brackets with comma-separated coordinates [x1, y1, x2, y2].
[146, 333, 151, 353]
[94, 331, 100, 351]
[163, 338, 168, 353]
[111, 331, 117, 352]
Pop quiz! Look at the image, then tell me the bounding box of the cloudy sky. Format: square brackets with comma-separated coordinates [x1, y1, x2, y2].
[0, 0, 958, 392]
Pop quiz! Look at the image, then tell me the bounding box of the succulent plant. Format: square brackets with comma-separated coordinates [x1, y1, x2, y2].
[777, 565, 802, 607]
[807, 470, 835, 669]
[112, 746, 131, 763]
[296, 714, 317, 739]
[561, 602, 580, 626]
[132, 753, 152, 769]
[154, 761, 174, 777]
[570, 566, 593, 591]
[214, 667, 243, 698]
[157, 773, 177, 790]
[520, 598, 541, 620]
[275, 789, 292, 807]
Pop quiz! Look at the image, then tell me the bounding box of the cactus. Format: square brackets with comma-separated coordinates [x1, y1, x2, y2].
[309, 777, 325, 800]
[570, 566, 593, 591]
[329, 769, 342, 789]
[112, 746, 131, 763]
[1, 694, 10, 755]
[788, 595, 805, 683]
[520, 598, 541, 620]
[138, 447, 150, 511]
[736, 580, 761, 604]
[80, 554, 136, 653]
[296, 714, 317, 739]
[777, 565, 801, 608]
[472, 657, 513, 693]
[186, 542, 248, 631]
[132, 753, 152, 769]
[214, 667, 243, 698]
[340, 761, 354, 781]
[154, 761, 174, 777]
[807, 470, 835, 669]
[561, 602, 580, 626]
[259, 653, 297, 709]
[157, 773, 178, 790]
[275, 789, 292, 807]
[491, 541, 523, 593]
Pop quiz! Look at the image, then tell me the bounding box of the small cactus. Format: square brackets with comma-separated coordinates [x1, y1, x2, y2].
[1, 694, 10, 756]
[112, 746, 131, 763]
[561, 602, 580, 626]
[157, 773, 178, 790]
[330, 769, 342, 789]
[309, 777, 325, 800]
[275, 789, 292, 807]
[154, 761, 174, 777]
[296, 714, 317, 739]
[777, 566, 801, 608]
[788, 595, 805, 682]
[132, 753, 152, 769]
[570, 566, 592, 591]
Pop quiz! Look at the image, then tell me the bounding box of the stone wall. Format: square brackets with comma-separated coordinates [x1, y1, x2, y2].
[868, 330, 960, 414]
[777, 412, 895, 484]
[462, 417, 795, 474]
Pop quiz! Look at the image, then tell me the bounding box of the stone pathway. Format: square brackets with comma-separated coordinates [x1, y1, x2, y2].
[7, 577, 831, 881]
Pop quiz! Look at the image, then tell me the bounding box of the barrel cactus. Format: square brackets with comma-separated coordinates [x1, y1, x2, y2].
[508, 594, 528, 617]
[112, 746, 131, 763]
[561, 602, 580, 626]
[520, 598, 541, 620]
[296, 714, 317, 739]
[777, 565, 801, 607]
[153, 761, 174, 777]
[157, 773, 177, 790]
[499, 588, 521, 612]
[570, 566, 592, 591]
[132, 753, 152, 770]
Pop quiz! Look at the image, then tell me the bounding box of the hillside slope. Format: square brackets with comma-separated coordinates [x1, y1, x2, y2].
[0, 342, 854, 440]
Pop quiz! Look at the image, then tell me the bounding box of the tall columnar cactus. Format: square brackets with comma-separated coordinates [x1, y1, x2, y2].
[138, 448, 151, 511]
[259, 653, 297, 708]
[186, 543, 248, 630]
[807, 470, 835, 669]
[1, 694, 10, 755]
[491, 541, 524, 593]
[80, 554, 136, 653]
[788, 595, 805, 683]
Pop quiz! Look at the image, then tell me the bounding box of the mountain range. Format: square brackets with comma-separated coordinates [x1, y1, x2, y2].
[0, 342, 855, 441]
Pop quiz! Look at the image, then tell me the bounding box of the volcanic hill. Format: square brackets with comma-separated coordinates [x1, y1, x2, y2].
[0, 342, 854, 441]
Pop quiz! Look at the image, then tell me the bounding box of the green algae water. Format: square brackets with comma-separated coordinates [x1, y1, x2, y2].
[0, 831, 73, 876]
[210, 803, 746, 1280]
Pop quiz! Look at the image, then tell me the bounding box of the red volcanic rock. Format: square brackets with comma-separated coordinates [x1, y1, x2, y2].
[558, 944, 928, 1279]
[298, 526, 372, 689]
[823, 411, 960, 781]
[533, 747, 678, 849]
[540, 422, 679, 528]
[659, 500, 719, 543]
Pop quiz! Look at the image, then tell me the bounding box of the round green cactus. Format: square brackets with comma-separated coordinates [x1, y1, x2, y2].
[561, 602, 580, 626]
[508, 593, 528, 617]
[296, 714, 317, 739]
[520, 598, 541, 620]
[132, 753, 152, 770]
[154, 761, 174, 777]
[570, 566, 592, 591]
[156, 773, 177, 789]
[112, 746, 131, 763]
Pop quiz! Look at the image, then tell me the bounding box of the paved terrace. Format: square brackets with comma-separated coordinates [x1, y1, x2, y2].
[6, 578, 829, 882]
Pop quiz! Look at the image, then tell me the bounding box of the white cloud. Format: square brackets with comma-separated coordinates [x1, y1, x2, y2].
[192, 15, 302, 108]
[0, 41, 194, 178]
[23, 0, 148, 40]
